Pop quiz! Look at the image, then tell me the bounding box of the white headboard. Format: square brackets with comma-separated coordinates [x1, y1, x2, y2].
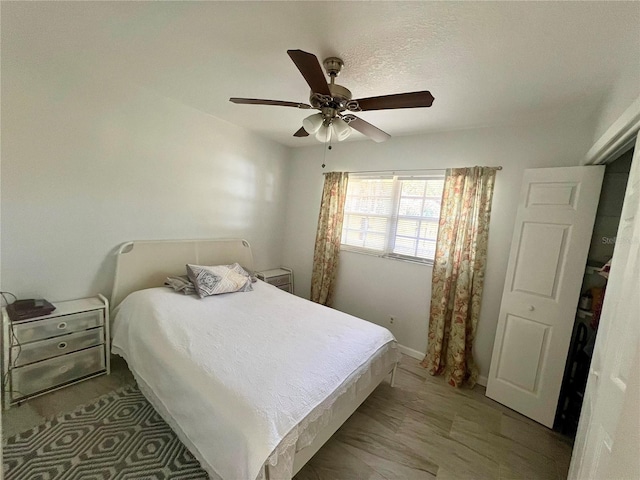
[111, 238, 254, 307]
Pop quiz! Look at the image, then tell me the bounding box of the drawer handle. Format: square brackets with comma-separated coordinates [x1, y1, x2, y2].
[57, 322, 68, 330]
[58, 342, 68, 350]
[59, 365, 70, 374]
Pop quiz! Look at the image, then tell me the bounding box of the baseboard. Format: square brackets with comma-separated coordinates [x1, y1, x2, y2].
[397, 344, 424, 360]
[398, 343, 489, 387]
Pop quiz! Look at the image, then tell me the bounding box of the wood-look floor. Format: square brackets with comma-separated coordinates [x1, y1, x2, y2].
[294, 355, 573, 480]
[3, 355, 573, 480]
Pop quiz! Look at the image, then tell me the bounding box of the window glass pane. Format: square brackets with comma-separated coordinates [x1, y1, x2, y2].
[342, 215, 387, 250]
[393, 237, 417, 256]
[400, 180, 426, 197]
[364, 216, 388, 233]
[419, 221, 439, 240]
[346, 195, 392, 215]
[344, 214, 364, 230]
[373, 197, 392, 215]
[398, 197, 423, 216]
[344, 197, 356, 211]
[363, 232, 386, 251]
[345, 179, 394, 216]
[341, 215, 387, 234]
[416, 240, 436, 259]
[344, 230, 365, 247]
[422, 199, 441, 219]
[396, 219, 419, 237]
[425, 179, 444, 197]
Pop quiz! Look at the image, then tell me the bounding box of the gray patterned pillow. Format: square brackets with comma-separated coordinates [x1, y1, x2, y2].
[186, 264, 252, 298]
[164, 275, 197, 295]
[227, 263, 255, 290]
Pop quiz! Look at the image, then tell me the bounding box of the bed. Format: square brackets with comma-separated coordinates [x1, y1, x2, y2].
[109, 239, 399, 480]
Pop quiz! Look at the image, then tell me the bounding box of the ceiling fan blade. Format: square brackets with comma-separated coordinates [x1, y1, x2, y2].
[345, 115, 391, 143]
[287, 50, 331, 96]
[293, 127, 309, 137]
[229, 98, 312, 109]
[353, 91, 434, 111]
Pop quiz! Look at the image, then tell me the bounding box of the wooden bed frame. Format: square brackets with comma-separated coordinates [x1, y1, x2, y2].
[111, 238, 397, 477]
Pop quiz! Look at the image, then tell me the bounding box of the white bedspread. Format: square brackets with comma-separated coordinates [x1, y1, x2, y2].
[111, 282, 397, 480]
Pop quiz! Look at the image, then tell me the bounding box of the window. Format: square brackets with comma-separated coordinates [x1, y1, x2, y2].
[341, 173, 445, 263]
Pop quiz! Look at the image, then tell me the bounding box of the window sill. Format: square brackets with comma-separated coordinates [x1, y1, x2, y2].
[340, 246, 434, 267]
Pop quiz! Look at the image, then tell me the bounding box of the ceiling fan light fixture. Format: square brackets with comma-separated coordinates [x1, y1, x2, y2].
[315, 124, 332, 143]
[332, 118, 352, 141]
[302, 113, 324, 134]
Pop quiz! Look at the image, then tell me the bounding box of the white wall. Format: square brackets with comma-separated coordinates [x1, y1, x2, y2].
[592, 64, 640, 145]
[282, 112, 597, 379]
[1, 59, 291, 302]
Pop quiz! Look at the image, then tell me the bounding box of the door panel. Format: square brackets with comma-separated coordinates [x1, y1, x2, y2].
[497, 314, 549, 391]
[512, 222, 570, 298]
[526, 181, 578, 207]
[487, 166, 604, 427]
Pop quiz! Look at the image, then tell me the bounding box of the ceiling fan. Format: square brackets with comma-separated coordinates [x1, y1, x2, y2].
[230, 49, 434, 143]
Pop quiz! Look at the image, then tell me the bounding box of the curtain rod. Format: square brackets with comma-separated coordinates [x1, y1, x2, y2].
[323, 166, 502, 175]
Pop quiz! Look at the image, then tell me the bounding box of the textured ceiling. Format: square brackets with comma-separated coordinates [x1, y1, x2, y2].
[3, 1, 639, 147]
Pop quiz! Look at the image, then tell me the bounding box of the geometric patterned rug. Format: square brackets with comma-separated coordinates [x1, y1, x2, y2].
[3, 385, 209, 479]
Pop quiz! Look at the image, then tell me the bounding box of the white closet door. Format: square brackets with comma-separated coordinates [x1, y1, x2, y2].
[486, 166, 604, 427]
[569, 137, 640, 480]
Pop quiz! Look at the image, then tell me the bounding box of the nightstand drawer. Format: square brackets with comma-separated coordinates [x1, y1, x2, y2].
[268, 274, 291, 287]
[11, 328, 105, 367]
[11, 345, 105, 400]
[276, 284, 292, 293]
[12, 309, 104, 344]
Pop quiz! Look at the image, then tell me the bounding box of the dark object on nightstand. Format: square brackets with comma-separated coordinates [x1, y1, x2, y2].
[6, 298, 56, 322]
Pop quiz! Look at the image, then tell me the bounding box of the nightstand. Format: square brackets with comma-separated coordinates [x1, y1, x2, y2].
[256, 267, 294, 293]
[2, 295, 110, 409]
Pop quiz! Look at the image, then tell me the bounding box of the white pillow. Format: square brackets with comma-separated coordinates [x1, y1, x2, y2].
[186, 264, 252, 298]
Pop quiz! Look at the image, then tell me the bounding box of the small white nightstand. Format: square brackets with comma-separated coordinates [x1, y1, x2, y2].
[256, 267, 294, 293]
[2, 295, 110, 409]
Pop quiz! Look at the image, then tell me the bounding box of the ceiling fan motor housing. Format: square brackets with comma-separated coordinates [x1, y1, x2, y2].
[309, 56, 355, 116]
[310, 83, 353, 113]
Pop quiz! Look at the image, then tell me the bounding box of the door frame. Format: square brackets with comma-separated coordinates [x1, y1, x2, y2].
[569, 94, 639, 477]
[584, 94, 640, 166]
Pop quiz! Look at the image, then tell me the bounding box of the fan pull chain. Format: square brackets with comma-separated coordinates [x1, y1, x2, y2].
[322, 135, 333, 168]
[321, 141, 327, 168]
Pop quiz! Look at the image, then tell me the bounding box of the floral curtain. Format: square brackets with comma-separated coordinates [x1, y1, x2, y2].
[310, 172, 349, 306]
[421, 166, 497, 387]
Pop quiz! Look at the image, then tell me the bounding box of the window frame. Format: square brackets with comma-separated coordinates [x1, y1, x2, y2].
[340, 171, 445, 265]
